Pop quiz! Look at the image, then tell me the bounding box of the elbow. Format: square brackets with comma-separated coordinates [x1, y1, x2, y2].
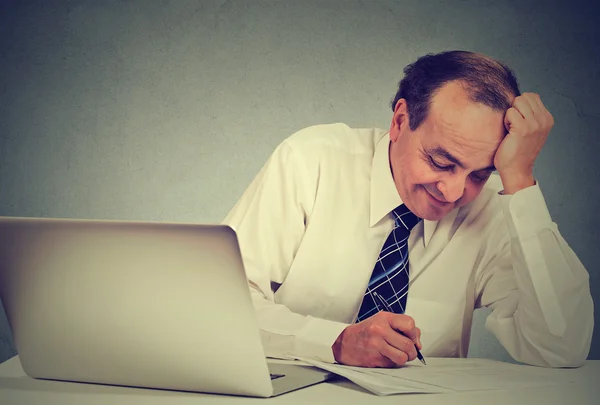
[552, 333, 592, 368]
[524, 335, 592, 369]
[547, 315, 594, 368]
[520, 301, 593, 368]
[511, 327, 593, 369]
[516, 347, 588, 369]
[544, 350, 589, 368]
[547, 353, 587, 368]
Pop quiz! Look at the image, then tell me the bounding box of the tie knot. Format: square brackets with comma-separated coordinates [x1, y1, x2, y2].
[392, 204, 421, 231]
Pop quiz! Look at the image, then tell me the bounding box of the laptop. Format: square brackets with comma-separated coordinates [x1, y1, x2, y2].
[0, 216, 334, 397]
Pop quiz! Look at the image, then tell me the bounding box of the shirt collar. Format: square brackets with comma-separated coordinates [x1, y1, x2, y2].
[370, 132, 402, 228]
[369, 132, 445, 247]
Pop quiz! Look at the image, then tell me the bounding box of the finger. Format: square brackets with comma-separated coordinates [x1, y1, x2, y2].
[414, 327, 422, 350]
[386, 314, 419, 356]
[379, 343, 409, 367]
[512, 95, 536, 120]
[382, 328, 417, 361]
[504, 107, 525, 133]
[387, 313, 417, 337]
[524, 93, 545, 116]
[527, 93, 554, 127]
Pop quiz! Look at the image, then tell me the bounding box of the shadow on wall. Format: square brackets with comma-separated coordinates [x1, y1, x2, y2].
[0, 301, 16, 363]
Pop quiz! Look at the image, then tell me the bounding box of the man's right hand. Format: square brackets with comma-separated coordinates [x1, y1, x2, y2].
[331, 312, 422, 368]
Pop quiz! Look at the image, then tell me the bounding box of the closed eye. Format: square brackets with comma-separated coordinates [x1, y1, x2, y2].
[428, 156, 453, 171]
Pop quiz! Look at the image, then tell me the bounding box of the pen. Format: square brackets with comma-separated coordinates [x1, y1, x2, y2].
[373, 292, 426, 366]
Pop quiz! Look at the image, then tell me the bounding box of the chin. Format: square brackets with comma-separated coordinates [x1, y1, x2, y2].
[420, 207, 448, 221]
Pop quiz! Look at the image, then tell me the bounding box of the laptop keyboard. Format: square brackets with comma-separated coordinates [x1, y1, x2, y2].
[270, 373, 285, 380]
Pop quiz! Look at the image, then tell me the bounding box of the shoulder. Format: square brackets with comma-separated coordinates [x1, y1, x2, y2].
[279, 122, 386, 161]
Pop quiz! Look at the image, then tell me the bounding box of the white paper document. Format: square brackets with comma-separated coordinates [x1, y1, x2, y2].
[296, 357, 576, 396]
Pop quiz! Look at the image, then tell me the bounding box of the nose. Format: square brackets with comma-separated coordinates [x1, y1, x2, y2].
[437, 175, 466, 203]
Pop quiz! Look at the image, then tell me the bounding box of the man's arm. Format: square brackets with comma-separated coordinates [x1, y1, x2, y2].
[222, 140, 349, 363]
[475, 184, 593, 367]
[476, 93, 593, 367]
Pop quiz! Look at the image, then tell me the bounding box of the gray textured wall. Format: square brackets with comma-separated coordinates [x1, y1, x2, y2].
[0, 0, 598, 365]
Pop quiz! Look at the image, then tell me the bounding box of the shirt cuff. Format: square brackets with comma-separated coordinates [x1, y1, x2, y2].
[294, 316, 349, 363]
[498, 182, 553, 238]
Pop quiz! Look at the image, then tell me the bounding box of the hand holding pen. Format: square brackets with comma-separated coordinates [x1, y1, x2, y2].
[332, 294, 425, 368]
[373, 292, 426, 365]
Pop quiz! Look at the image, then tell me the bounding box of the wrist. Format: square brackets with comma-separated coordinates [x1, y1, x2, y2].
[498, 169, 535, 195]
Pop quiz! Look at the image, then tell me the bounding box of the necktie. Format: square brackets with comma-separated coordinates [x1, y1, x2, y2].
[356, 204, 421, 322]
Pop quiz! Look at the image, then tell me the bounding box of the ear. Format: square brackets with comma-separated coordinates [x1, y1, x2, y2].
[389, 98, 410, 142]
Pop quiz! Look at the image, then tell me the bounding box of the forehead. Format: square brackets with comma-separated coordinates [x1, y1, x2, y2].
[423, 82, 506, 153]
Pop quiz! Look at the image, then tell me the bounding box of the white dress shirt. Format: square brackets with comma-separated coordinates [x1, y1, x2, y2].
[222, 123, 594, 367]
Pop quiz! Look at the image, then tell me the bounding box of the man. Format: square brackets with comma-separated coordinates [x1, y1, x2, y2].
[222, 50, 594, 368]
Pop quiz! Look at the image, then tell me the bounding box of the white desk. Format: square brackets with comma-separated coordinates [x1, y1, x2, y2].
[1, 356, 598, 404]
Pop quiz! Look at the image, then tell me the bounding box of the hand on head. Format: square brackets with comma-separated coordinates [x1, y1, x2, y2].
[331, 312, 422, 368]
[495, 92, 554, 194]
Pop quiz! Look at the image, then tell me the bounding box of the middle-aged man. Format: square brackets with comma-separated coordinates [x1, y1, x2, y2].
[221, 50, 594, 368]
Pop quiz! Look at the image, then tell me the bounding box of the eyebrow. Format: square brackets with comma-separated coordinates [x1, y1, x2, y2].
[427, 145, 496, 172]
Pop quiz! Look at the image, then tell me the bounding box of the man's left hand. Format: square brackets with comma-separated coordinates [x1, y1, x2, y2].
[494, 93, 554, 195]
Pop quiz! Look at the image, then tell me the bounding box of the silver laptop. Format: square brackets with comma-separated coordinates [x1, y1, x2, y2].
[0, 216, 334, 397]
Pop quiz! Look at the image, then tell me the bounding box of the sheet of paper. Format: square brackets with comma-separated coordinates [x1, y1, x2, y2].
[296, 357, 576, 396]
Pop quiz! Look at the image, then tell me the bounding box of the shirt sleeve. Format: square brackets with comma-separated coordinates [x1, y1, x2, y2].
[221, 140, 348, 363]
[474, 183, 594, 367]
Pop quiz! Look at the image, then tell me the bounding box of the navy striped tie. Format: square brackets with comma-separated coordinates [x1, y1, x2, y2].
[356, 204, 421, 322]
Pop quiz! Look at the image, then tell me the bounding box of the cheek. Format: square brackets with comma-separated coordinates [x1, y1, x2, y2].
[409, 163, 440, 185]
